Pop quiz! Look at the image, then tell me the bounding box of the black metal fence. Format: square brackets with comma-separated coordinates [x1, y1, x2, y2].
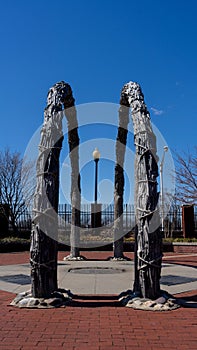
[58, 204, 136, 231]
[13, 204, 197, 237]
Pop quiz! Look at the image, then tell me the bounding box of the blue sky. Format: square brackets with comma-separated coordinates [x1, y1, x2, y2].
[0, 0, 197, 203]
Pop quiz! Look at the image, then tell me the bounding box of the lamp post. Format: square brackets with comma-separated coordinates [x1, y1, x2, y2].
[92, 148, 101, 229]
[92, 148, 100, 203]
[160, 146, 168, 232]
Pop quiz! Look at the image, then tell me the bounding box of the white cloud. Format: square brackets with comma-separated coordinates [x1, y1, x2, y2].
[150, 107, 164, 116]
[63, 162, 70, 168]
[175, 81, 184, 87]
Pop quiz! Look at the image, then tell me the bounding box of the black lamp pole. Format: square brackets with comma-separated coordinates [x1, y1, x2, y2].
[94, 158, 99, 203]
[92, 148, 100, 229]
[92, 148, 100, 203]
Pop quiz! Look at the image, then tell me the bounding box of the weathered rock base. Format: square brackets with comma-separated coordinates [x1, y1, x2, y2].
[10, 289, 73, 308]
[119, 290, 181, 311]
[63, 255, 86, 261]
[109, 256, 131, 262]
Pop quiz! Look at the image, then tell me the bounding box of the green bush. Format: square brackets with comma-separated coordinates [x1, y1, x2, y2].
[163, 237, 197, 243]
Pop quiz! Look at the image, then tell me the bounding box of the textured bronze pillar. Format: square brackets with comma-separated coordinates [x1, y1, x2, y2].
[30, 81, 76, 298]
[114, 102, 129, 258]
[64, 100, 81, 258]
[120, 82, 162, 299]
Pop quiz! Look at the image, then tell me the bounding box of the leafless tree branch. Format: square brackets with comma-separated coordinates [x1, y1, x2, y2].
[0, 148, 35, 232]
[174, 147, 197, 204]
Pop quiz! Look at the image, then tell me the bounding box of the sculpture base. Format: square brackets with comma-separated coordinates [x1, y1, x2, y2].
[119, 290, 181, 311]
[109, 256, 131, 261]
[10, 289, 73, 308]
[63, 254, 86, 261]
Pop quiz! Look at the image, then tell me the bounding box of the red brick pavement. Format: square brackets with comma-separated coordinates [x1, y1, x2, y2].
[0, 289, 197, 350]
[0, 252, 30, 266]
[162, 253, 197, 267]
[1, 250, 197, 266]
[0, 251, 197, 350]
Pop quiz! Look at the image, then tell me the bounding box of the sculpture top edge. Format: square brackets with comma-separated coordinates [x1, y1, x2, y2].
[121, 81, 144, 103]
[46, 81, 74, 108]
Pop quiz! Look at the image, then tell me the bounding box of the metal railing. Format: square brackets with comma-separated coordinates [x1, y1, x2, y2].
[13, 204, 197, 237]
[58, 203, 136, 231]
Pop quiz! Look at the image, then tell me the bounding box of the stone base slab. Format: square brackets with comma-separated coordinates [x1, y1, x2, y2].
[10, 289, 72, 308]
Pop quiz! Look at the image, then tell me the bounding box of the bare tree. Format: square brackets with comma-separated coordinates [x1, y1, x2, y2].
[175, 147, 197, 204]
[0, 148, 34, 233]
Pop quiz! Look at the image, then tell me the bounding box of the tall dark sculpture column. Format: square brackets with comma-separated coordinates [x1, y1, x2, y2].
[30, 81, 77, 298]
[121, 82, 162, 299]
[64, 103, 81, 258]
[113, 101, 129, 258]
